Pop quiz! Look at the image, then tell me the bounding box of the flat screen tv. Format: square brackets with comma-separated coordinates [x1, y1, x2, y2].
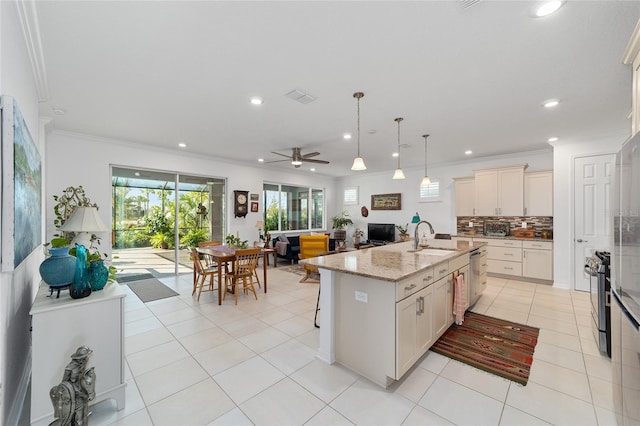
[367, 223, 396, 244]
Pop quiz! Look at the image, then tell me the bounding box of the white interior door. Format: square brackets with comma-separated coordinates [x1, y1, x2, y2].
[574, 154, 614, 291]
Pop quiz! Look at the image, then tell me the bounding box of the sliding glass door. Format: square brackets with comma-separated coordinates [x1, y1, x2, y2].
[111, 166, 226, 278]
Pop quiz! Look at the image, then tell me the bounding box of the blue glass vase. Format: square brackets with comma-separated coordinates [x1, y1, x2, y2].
[39, 247, 75, 288]
[70, 245, 92, 299]
[88, 260, 109, 291]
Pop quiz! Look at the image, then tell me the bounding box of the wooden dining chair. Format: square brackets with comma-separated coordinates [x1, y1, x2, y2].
[191, 247, 220, 301]
[223, 247, 261, 305]
[198, 241, 222, 267]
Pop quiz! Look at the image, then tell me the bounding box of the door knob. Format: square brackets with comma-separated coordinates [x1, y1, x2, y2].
[577, 239, 588, 243]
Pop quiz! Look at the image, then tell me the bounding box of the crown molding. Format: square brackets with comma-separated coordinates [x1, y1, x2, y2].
[15, 0, 49, 102]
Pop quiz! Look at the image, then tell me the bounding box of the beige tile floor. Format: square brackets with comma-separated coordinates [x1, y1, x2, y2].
[87, 266, 616, 426]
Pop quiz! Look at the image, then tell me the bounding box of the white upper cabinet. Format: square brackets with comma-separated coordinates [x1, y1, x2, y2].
[474, 165, 526, 216]
[524, 170, 553, 216]
[623, 20, 640, 136]
[454, 177, 475, 216]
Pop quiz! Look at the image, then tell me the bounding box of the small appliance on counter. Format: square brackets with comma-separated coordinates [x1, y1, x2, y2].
[483, 221, 510, 237]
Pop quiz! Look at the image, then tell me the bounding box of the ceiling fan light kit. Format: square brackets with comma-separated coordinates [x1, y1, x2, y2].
[351, 92, 367, 171]
[267, 147, 329, 168]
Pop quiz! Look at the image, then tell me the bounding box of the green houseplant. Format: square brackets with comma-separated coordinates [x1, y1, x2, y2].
[331, 211, 353, 247]
[396, 224, 410, 241]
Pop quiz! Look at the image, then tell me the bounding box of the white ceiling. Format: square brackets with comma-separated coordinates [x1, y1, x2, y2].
[35, 1, 640, 177]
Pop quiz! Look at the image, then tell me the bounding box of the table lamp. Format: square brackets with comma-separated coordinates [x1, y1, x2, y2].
[59, 206, 108, 248]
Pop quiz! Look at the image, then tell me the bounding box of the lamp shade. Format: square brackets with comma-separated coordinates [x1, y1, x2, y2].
[255, 221, 264, 229]
[420, 176, 431, 187]
[59, 206, 107, 233]
[392, 168, 405, 180]
[351, 157, 367, 171]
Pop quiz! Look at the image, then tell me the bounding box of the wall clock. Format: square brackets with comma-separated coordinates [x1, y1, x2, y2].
[234, 190, 249, 218]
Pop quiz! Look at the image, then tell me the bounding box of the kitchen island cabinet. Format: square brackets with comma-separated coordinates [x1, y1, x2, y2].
[302, 240, 481, 387]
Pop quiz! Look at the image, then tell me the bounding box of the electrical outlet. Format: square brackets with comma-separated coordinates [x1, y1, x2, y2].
[468, 221, 473, 227]
[522, 222, 527, 228]
[355, 291, 368, 303]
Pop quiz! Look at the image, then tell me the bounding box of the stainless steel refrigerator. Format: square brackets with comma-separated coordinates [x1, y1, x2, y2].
[612, 132, 640, 425]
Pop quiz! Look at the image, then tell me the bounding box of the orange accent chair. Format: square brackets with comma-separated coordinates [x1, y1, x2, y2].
[298, 235, 329, 283]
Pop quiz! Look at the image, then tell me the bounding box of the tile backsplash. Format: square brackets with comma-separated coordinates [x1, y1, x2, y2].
[457, 216, 553, 238]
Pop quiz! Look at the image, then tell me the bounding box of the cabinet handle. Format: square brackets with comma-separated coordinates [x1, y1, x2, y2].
[473, 208, 475, 215]
[504, 253, 513, 256]
[405, 283, 416, 291]
[420, 296, 425, 314]
[439, 268, 448, 274]
[423, 275, 433, 282]
[524, 207, 527, 215]
[416, 298, 421, 314]
[505, 267, 513, 270]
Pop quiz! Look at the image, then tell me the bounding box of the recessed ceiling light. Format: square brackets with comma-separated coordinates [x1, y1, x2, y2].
[178, 142, 187, 148]
[134, 172, 140, 177]
[535, 1, 563, 17]
[258, 158, 264, 163]
[465, 150, 473, 155]
[543, 99, 560, 108]
[250, 96, 263, 105]
[310, 168, 316, 172]
[52, 106, 66, 115]
[343, 133, 352, 140]
[548, 137, 559, 142]
[392, 152, 399, 158]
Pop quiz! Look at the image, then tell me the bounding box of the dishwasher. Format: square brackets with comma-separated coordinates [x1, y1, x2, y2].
[469, 246, 487, 306]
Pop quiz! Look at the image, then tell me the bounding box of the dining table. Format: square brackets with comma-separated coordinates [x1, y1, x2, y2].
[195, 245, 271, 305]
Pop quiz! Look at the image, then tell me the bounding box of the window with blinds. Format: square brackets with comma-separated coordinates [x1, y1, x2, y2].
[344, 187, 358, 205]
[420, 180, 441, 202]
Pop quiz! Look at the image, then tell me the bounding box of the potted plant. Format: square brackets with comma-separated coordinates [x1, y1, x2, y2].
[396, 224, 411, 241]
[331, 211, 354, 245]
[145, 211, 173, 249]
[225, 234, 248, 249]
[353, 228, 364, 247]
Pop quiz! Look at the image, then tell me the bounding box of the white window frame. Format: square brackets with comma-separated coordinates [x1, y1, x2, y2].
[344, 186, 359, 206]
[419, 179, 441, 203]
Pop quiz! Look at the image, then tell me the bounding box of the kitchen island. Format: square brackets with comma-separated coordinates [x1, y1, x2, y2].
[301, 239, 485, 387]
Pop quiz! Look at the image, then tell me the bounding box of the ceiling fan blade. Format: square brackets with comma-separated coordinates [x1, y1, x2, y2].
[302, 152, 321, 158]
[264, 159, 291, 164]
[271, 151, 292, 159]
[303, 158, 330, 164]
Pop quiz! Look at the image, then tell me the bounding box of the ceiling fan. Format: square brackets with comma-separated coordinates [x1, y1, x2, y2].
[267, 147, 330, 168]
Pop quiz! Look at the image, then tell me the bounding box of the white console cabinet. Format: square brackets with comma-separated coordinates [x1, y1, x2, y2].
[30, 282, 126, 426]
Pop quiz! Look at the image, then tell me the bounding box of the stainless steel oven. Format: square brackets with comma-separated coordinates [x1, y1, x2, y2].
[586, 250, 611, 356]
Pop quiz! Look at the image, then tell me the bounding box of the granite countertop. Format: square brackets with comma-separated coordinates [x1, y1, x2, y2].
[453, 233, 553, 241]
[300, 240, 485, 282]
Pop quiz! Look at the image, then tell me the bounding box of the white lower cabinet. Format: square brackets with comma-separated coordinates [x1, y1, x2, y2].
[433, 275, 453, 338]
[522, 241, 553, 280]
[396, 285, 433, 377]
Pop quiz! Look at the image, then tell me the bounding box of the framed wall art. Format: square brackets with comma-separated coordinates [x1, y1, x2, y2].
[1, 96, 42, 271]
[251, 202, 259, 212]
[371, 193, 402, 210]
[250, 193, 259, 201]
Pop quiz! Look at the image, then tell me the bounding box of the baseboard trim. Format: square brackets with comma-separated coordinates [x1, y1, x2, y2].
[6, 347, 31, 426]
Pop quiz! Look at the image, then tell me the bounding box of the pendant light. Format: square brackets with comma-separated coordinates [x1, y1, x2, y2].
[420, 134, 431, 187]
[392, 117, 406, 179]
[351, 92, 367, 171]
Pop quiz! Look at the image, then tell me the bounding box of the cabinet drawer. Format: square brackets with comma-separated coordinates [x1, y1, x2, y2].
[522, 240, 552, 250]
[488, 239, 522, 248]
[449, 254, 469, 272]
[396, 268, 433, 301]
[433, 262, 450, 281]
[488, 260, 522, 276]
[487, 246, 522, 262]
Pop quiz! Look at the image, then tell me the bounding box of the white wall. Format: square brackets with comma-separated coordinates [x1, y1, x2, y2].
[552, 135, 627, 289]
[337, 149, 553, 240]
[45, 131, 339, 255]
[0, 1, 45, 423]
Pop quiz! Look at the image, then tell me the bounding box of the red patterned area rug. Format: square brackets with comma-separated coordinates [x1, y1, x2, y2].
[430, 311, 539, 385]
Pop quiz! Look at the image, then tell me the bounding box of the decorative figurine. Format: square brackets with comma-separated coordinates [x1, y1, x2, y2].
[49, 346, 96, 426]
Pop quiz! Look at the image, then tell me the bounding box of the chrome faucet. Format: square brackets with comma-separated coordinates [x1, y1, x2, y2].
[414, 220, 435, 250]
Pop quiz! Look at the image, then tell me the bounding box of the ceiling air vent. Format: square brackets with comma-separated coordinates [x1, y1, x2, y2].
[285, 89, 317, 104]
[460, 0, 481, 8]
